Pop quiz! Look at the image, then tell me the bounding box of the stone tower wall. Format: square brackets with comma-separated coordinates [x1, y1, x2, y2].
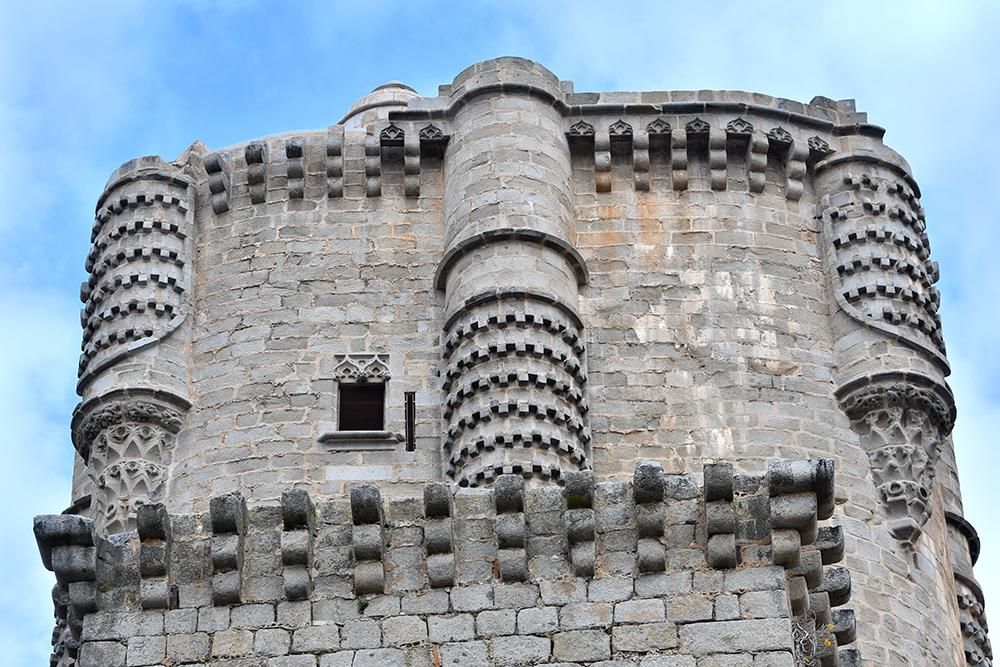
[38, 58, 989, 665]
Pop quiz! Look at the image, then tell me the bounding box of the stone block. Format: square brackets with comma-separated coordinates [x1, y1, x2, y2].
[615, 599, 666, 624]
[636, 572, 692, 597]
[678, 619, 793, 654]
[268, 656, 318, 667]
[713, 593, 741, 621]
[753, 652, 796, 666]
[493, 583, 539, 609]
[516, 606, 559, 634]
[320, 652, 355, 667]
[165, 608, 197, 634]
[166, 632, 210, 662]
[724, 567, 785, 593]
[612, 622, 679, 652]
[451, 584, 493, 612]
[640, 657, 696, 667]
[211, 628, 254, 657]
[476, 609, 516, 637]
[352, 648, 406, 667]
[84, 611, 165, 641]
[312, 598, 360, 624]
[341, 618, 381, 649]
[495, 474, 525, 513]
[553, 629, 612, 661]
[401, 590, 450, 614]
[79, 641, 126, 667]
[589, 576, 634, 602]
[381, 615, 427, 646]
[428, 614, 475, 643]
[197, 606, 231, 633]
[561, 602, 613, 629]
[126, 635, 165, 666]
[255, 628, 291, 656]
[291, 624, 339, 653]
[231, 602, 275, 628]
[361, 594, 400, 617]
[491, 635, 551, 665]
[739, 590, 789, 619]
[440, 640, 490, 665]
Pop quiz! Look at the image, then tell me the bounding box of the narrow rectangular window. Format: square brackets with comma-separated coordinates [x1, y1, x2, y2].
[404, 391, 416, 451]
[338, 383, 385, 431]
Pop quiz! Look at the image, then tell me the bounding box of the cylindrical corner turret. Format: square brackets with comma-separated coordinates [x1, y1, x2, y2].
[437, 59, 590, 486]
[812, 138, 954, 544]
[74, 155, 195, 533]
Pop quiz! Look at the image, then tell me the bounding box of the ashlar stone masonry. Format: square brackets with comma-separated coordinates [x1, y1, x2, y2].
[36, 58, 988, 665]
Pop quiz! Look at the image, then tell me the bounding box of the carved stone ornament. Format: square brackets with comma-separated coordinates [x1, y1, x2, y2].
[808, 135, 833, 155]
[839, 377, 954, 544]
[332, 353, 390, 382]
[608, 119, 633, 138]
[72, 394, 187, 534]
[685, 117, 710, 134]
[418, 123, 444, 141]
[646, 118, 671, 135]
[726, 117, 754, 135]
[767, 126, 793, 144]
[380, 123, 404, 145]
[568, 120, 595, 137]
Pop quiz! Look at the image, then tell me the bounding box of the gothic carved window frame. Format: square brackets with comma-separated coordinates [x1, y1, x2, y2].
[318, 353, 403, 450]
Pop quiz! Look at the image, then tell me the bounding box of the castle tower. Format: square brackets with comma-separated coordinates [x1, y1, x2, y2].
[35, 58, 989, 666]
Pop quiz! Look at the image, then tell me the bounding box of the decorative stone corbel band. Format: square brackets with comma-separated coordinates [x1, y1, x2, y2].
[71, 390, 190, 534]
[836, 373, 955, 544]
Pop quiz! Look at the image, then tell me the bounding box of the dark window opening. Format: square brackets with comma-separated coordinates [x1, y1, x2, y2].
[338, 383, 385, 431]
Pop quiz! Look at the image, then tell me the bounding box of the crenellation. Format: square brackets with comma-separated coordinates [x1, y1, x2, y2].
[284, 137, 305, 200]
[204, 152, 230, 214]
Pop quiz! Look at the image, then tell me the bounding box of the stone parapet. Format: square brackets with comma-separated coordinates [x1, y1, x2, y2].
[37, 458, 860, 666]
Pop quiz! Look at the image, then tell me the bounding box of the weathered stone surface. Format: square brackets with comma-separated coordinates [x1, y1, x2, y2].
[553, 629, 612, 661]
[491, 635, 551, 665]
[678, 619, 793, 654]
[612, 622, 679, 652]
[36, 56, 982, 667]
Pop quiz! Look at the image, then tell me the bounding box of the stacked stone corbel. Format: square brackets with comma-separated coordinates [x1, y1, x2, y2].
[284, 138, 305, 199]
[325, 125, 345, 198]
[136, 504, 171, 610]
[203, 152, 229, 214]
[350, 484, 386, 595]
[563, 470, 596, 577]
[494, 475, 529, 582]
[364, 133, 381, 197]
[702, 459, 857, 666]
[633, 461, 667, 573]
[704, 462, 737, 569]
[280, 489, 314, 601]
[209, 493, 245, 606]
[244, 141, 268, 204]
[423, 482, 456, 587]
[34, 515, 98, 666]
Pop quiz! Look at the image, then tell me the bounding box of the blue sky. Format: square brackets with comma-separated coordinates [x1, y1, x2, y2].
[2, 1, 997, 662]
